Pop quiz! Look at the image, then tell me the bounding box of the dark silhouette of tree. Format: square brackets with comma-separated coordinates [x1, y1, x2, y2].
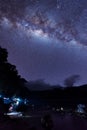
[0, 47, 8, 63]
[0, 46, 29, 97]
[64, 75, 80, 87]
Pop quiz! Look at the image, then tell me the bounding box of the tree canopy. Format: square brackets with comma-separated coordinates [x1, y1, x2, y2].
[0, 46, 29, 97]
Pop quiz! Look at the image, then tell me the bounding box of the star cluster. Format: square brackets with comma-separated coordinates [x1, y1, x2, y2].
[0, 0, 87, 46]
[0, 0, 87, 85]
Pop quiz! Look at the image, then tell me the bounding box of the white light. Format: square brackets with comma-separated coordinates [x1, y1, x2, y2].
[33, 29, 42, 36]
[61, 107, 63, 111]
[31, 29, 48, 39]
[5, 112, 23, 118]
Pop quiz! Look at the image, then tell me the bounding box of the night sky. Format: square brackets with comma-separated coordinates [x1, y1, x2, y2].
[0, 0, 87, 86]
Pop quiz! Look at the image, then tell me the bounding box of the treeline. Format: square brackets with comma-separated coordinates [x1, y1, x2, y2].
[30, 85, 87, 105]
[0, 46, 29, 97]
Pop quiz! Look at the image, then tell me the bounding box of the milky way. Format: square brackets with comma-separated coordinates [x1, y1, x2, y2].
[0, 0, 87, 86]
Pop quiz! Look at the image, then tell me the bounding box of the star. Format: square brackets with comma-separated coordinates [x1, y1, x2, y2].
[0, 0, 87, 86]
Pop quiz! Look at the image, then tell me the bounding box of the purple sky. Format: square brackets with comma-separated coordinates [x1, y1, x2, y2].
[0, 0, 87, 86]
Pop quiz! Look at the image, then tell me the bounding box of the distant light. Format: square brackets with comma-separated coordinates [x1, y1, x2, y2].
[3, 97, 11, 104]
[60, 107, 64, 111]
[5, 112, 23, 118]
[0, 95, 3, 98]
[12, 97, 21, 102]
[76, 104, 85, 113]
[24, 99, 28, 105]
[56, 108, 60, 111]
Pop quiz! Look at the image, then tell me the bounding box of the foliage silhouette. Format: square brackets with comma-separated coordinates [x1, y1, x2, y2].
[0, 46, 29, 97]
